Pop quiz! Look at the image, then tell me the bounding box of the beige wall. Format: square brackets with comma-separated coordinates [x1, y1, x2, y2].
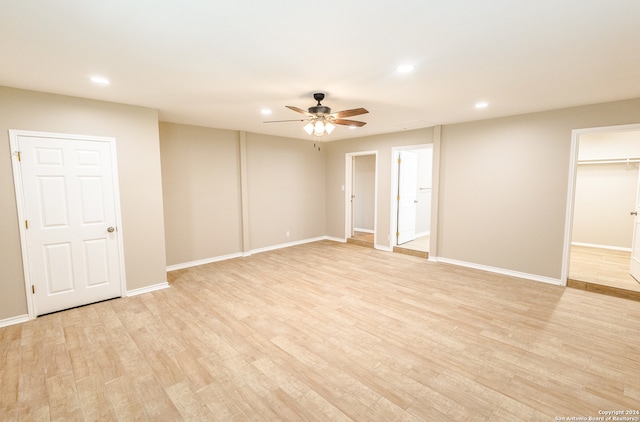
[245, 133, 326, 250]
[159, 128, 327, 264]
[438, 98, 640, 279]
[0, 86, 167, 320]
[572, 130, 640, 248]
[578, 130, 640, 160]
[573, 164, 637, 248]
[353, 155, 376, 231]
[324, 128, 435, 247]
[159, 123, 243, 265]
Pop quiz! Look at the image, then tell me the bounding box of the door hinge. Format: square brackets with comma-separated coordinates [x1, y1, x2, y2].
[396, 232, 400, 237]
[25, 220, 29, 229]
[397, 195, 401, 201]
[398, 158, 401, 164]
[31, 285, 35, 294]
[16, 151, 21, 161]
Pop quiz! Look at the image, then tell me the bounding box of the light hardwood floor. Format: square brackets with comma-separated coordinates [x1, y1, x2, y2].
[569, 245, 640, 301]
[1, 241, 640, 421]
[398, 235, 429, 253]
[349, 232, 429, 259]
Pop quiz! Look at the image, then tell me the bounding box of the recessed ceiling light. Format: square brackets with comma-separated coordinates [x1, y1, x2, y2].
[90, 76, 110, 85]
[396, 64, 415, 73]
[261, 109, 272, 115]
[475, 101, 489, 109]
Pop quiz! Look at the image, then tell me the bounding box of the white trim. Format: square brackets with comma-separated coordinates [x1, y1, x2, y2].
[0, 314, 30, 328]
[562, 123, 640, 286]
[9, 130, 126, 320]
[9, 131, 34, 319]
[571, 242, 631, 252]
[375, 244, 393, 252]
[166, 237, 349, 272]
[126, 282, 170, 297]
[167, 252, 243, 272]
[249, 236, 327, 255]
[437, 257, 562, 286]
[354, 228, 374, 233]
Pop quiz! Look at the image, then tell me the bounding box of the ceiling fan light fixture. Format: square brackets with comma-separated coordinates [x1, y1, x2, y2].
[303, 122, 314, 135]
[314, 121, 325, 136]
[325, 122, 335, 134]
[268, 93, 368, 136]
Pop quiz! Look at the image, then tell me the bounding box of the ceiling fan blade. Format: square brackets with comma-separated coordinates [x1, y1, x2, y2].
[286, 105, 313, 116]
[264, 119, 309, 123]
[332, 107, 369, 118]
[333, 119, 367, 127]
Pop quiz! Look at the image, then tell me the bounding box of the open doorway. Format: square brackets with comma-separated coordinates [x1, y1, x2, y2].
[345, 151, 377, 248]
[391, 145, 433, 257]
[565, 124, 640, 296]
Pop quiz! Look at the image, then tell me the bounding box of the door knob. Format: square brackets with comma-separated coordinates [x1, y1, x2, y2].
[631, 212, 638, 216]
[107, 226, 115, 233]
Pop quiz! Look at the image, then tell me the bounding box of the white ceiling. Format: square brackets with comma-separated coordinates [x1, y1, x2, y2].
[2, 0, 639, 141]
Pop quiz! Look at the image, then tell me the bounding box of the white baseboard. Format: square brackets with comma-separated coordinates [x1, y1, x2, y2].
[127, 282, 170, 297]
[436, 257, 562, 286]
[167, 252, 244, 272]
[249, 236, 327, 255]
[354, 228, 374, 233]
[167, 237, 339, 272]
[375, 244, 393, 252]
[571, 242, 631, 252]
[0, 314, 30, 328]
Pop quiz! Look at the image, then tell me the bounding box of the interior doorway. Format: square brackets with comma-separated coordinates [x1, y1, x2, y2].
[345, 151, 377, 248]
[391, 145, 433, 256]
[565, 124, 640, 297]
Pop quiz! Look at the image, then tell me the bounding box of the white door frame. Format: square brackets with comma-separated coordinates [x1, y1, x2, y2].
[562, 123, 640, 285]
[345, 151, 378, 244]
[9, 130, 127, 320]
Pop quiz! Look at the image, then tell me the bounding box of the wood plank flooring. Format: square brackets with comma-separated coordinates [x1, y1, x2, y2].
[1, 240, 640, 421]
[346, 232, 374, 249]
[349, 232, 429, 259]
[569, 245, 640, 301]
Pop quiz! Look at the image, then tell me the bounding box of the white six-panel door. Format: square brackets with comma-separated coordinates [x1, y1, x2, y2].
[10, 131, 124, 317]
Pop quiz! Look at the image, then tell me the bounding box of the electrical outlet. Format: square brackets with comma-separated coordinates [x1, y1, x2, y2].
[286, 230, 290, 237]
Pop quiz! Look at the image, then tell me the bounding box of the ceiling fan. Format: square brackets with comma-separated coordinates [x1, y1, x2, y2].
[265, 93, 368, 136]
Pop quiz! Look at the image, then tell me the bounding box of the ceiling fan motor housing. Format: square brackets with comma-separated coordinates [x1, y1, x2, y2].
[309, 105, 331, 116]
[310, 92, 331, 116]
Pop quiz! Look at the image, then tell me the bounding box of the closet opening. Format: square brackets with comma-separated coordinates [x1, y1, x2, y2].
[564, 124, 640, 300]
